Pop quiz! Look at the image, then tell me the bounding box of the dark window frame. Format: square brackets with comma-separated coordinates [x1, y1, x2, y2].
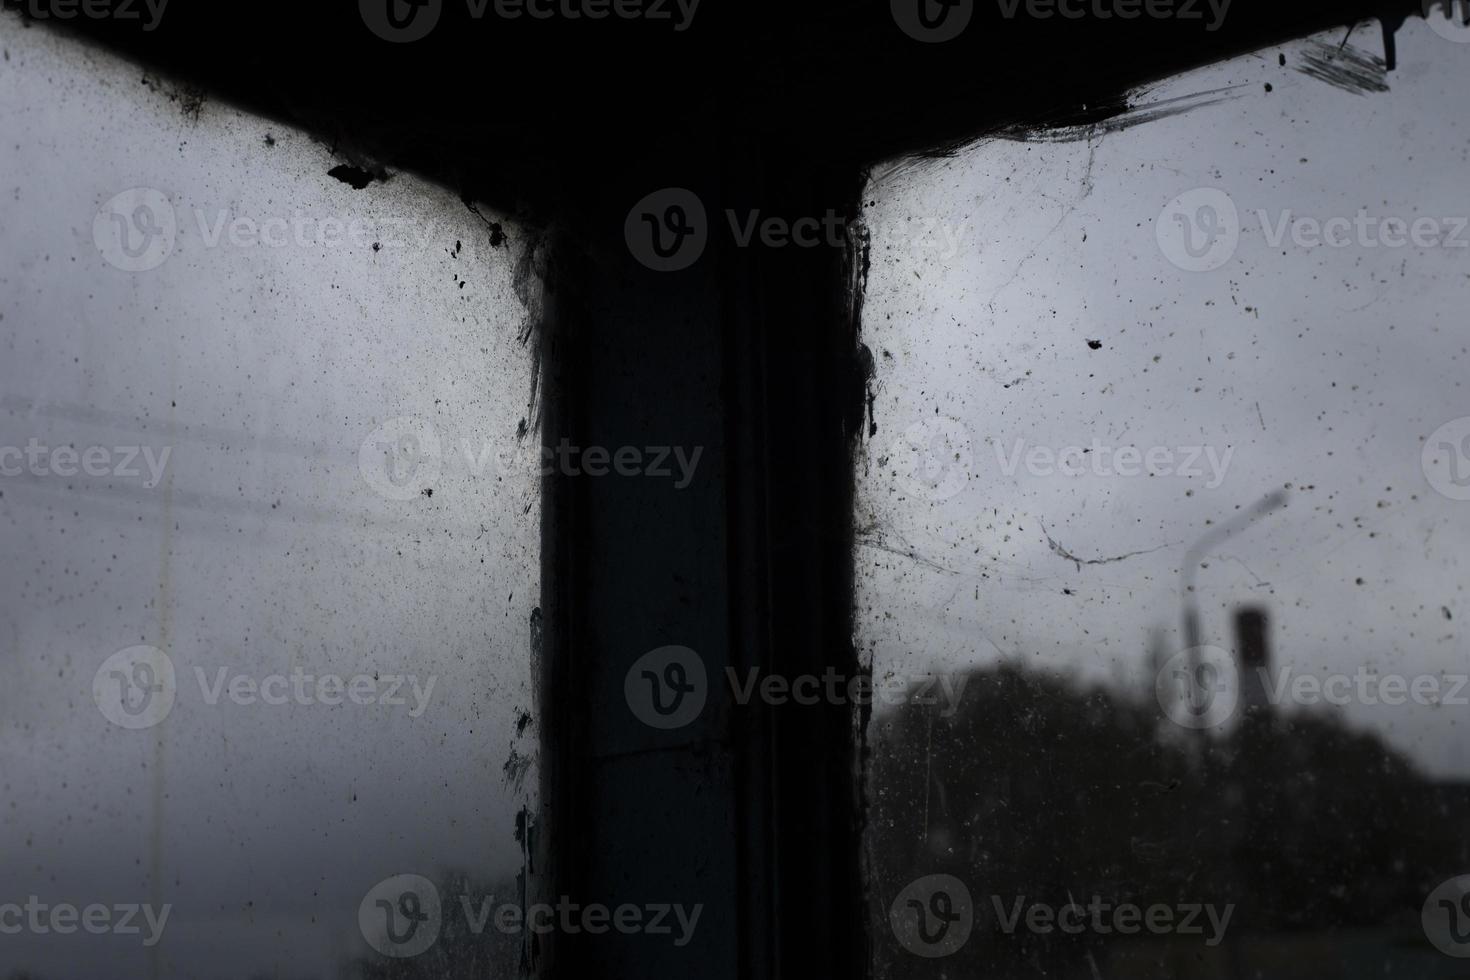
[1, 2, 1435, 976]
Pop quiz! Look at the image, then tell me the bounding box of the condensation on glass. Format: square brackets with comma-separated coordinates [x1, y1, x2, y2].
[0, 20, 542, 979]
[859, 19, 1470, 979]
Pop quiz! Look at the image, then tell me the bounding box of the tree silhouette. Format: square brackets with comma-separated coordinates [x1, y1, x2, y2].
[869, 628, 1470, 979]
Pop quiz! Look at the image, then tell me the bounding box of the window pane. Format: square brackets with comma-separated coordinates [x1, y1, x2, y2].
[860, 20, 1470, 979]
[1, 22, 541, 978]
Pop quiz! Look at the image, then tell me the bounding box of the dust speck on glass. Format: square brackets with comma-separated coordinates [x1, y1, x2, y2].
[0, 22, 541, 979]
[861, 19, 1470, 978]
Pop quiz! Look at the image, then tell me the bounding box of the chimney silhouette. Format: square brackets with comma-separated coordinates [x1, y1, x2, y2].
[1234, 607, 1272, 725]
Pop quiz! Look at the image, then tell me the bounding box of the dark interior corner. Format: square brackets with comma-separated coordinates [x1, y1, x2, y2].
[1, 0, 1463, 977]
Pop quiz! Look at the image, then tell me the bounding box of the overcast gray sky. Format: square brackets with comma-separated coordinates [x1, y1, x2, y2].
[859, 19, 1470, 780]
[1, 22, 540, 978]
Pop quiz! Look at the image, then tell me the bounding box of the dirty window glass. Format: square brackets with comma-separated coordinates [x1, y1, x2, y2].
[1, 21, 541, 979]
[861, 19, 1470, 978]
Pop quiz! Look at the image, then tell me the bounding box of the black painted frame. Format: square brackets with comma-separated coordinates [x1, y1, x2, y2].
[1, 2, 1432, 976]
